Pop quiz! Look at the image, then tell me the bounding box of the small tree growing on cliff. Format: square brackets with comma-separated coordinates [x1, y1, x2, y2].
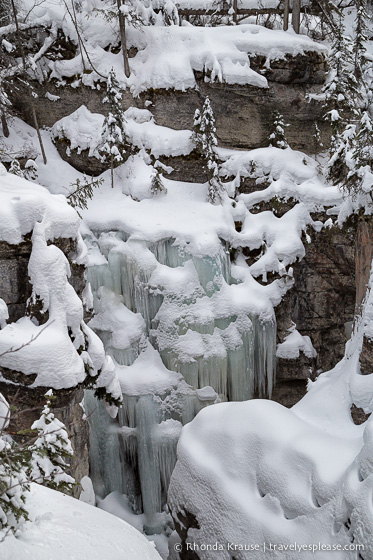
[0, 393, 30, 538]
[29, 390, 75, 494]
[268, 111, 289, 149]
[150, 164, 167, 196]
[345, 111, 373, 195]
[192, 97, 224, 204]
[99, 67, 128, 188]
[8, 159, 24, 177]
[0, 387, 75, 539]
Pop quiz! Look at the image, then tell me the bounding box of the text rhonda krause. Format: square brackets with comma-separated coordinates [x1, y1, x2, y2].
[185, 542, 364, 553]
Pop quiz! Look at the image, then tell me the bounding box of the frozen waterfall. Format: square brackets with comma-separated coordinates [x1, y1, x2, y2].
[84, 230, 276, 533]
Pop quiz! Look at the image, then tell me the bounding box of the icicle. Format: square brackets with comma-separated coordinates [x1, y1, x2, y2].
[86, 391, 122, 499]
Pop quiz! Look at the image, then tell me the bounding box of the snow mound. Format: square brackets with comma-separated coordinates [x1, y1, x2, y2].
[0, 168, 79, 244]
[277, 324, 317, 359]
[0, 484, 162, 560]
[169, 396, 367, 559]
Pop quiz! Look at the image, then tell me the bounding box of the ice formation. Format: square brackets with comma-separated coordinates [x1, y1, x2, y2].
[84, 225, 278, 532]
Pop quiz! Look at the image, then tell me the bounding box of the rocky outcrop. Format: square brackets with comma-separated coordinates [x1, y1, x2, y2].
[2, 382, 88, 491]
[273, 215, 373, 408]
[0, 236, 90, 485]
[7, 50, 327, 179]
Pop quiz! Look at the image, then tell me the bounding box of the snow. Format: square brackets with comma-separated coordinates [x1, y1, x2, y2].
[0, 170, 120, 403]
[0, 167, 79, 244]
[19, 0, 326, 94]
[52, 105, 194, 161]
[116, 343, 183, 397]
[169, 394, 366, 559]
[0, 299, 9, 330]
[0, 484, 162, 560]
[277, 324, 317, 359]
[79, 476, 96, 506]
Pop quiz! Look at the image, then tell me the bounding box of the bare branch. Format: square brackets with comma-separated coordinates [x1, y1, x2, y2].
[0, 320, 54, 359]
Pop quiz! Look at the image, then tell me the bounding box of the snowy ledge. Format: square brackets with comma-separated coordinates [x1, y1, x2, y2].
[47, 24, 327, 94]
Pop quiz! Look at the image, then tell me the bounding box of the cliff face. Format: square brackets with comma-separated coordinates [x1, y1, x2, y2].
[8, 51, 328, 176]
[0, 173, 121, 487]
[0, 235, 90, 486]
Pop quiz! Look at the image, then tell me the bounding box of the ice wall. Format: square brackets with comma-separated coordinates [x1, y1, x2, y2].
[85, 229, 276, 533]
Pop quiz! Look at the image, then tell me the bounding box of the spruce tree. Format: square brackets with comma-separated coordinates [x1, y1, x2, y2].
[9, 159, 24, 177]
[323, 24, 360, 125]
[150, 166, 167, 196]
[29, 390, 75, 494]
[347, 111, 373, 194]
[0, 395, 30, 536]
[192, 97, 224, 204]
[327, 123, 356, 187]
[324, 3, 370, 191]
[268, 111, 289, 149]
[24, 159, 38, 181]
[66, 175, 104, 217]
[100, 67, 128, 189]
[353, 0, 368, 81]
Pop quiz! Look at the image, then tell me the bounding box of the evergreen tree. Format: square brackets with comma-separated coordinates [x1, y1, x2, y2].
[354, 111, 373, 170]
[323, 24, 360, 125]
[268, 111, 289, 149]
[150, 166, 167, 196]
[99, 67, 128, 189]
[0, 395, 30, 536]
[353, 0, 368, 81]
[24, 159, 38, 181]
[9, 159, 24, 177]
[327, 122, 356, 187]
[312, 122, 323, 157]
[192, 97, 224, 204]
[347, 111, 373, 194]
[29, 390, 75, 494]
[324, 3, 370, 192]
[66, 175, 104, 217]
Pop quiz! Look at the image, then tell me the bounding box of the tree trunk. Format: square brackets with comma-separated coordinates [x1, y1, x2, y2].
[71, 0, 86, 72]
[233, 0, 238, 24]
[283, 0, 289, 31]
[117, 0, 130, 78]
[31, 103, 47, 165]
[111, 155, 114, 188]
[11, 0, 47, 164]
[291, 0, 301, 33]
[1, 113, 9, 138]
